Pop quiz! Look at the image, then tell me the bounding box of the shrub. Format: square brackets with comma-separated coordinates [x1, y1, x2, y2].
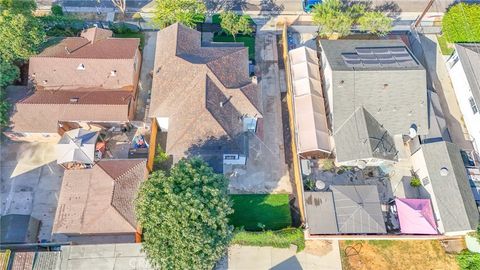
[410, 176, 422, 187]
[442, 3, 480, 43]
[232, 228, 305, 251]
[51, 4, 63, 16]
[457, 250, 480, 270]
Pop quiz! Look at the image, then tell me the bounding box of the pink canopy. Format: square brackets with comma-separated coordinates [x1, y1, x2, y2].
[395, 198, 438, 235]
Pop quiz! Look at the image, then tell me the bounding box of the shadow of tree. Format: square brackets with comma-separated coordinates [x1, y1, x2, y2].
[259, 0, 284, 16]
[374, 1, 402, 18]
[204, 0, 249, 13]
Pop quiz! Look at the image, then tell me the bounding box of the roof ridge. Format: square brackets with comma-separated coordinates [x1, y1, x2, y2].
[112, 159, 146, 181]
[98, 159, 145, 181]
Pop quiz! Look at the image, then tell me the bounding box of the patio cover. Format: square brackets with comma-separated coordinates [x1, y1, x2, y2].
[289, 46, 330, 155]
[56, 128, 98, 165]
[395, 198, 438, 235]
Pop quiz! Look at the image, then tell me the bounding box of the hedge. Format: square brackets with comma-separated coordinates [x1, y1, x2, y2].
[442, 3, 480, 43]
[231, 228, 305, 251]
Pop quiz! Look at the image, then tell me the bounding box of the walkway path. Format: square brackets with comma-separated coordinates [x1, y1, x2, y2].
[134, 31, 157, 123]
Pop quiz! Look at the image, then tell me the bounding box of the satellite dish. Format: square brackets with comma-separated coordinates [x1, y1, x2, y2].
[357, 160, 367, 169]
[440, 167, 449, 176]
[315, 180, 325, 190]
[408, 124, 418, 138]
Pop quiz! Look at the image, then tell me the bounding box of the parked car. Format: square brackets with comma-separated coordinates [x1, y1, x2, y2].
[303, 0, 322, 13]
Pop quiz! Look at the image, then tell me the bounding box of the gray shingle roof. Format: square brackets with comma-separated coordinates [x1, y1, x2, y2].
[319, 39, 428, 140]
[454, 43, 480, 107]
[333, 107, 397, 163]
[304, 191, 338, 234]
[420, 141, 479, 233]
[331, 185, 386, 234]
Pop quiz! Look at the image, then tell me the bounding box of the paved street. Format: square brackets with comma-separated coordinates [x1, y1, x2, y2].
[57, 0, 476, 14]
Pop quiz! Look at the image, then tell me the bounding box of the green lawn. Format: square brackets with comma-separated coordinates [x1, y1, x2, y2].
[437, 34, 454, 56]
[232, 228, 305, 251]
[213, 34, 255, 60]
[114, 32, 145, 50]
[229, 194, 292, 231]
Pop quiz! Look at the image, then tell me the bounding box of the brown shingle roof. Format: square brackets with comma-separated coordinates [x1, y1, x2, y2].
[10, 90, 132, 133]
[149, 23, 262, 161]
[53, 159, 147, 235]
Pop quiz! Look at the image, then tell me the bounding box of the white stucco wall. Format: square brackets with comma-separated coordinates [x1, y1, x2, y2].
[447, 54, 480, 154]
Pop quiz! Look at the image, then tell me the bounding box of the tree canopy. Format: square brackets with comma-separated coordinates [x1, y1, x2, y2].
[312, 0, 392, 38]
[358, 11, 393, 36]
[152, 0, 206, 29]
[0, 0, 36, 15]
[442, 3, 480, 43]
[135, 158, 233, 270]
[219, 11, 253, 41]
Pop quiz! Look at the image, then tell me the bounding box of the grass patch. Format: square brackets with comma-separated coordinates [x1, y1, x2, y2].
[232, 228, 305, 251]
[114, 32, 145, 50]
[229, 194, 291, 231]
[212, 14, 255, 26]
[213, 34, 255, 60]
[437, 35, 454, 56]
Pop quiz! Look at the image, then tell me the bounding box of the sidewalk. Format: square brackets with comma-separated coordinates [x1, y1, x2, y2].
[218, 241, 342, 270]
[134, 31, 157, 123]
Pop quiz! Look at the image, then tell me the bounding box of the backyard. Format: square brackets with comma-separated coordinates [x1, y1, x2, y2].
[229, 194, 291, 231]
[211, 14, 256, 60]
[340, 240, 460, 270]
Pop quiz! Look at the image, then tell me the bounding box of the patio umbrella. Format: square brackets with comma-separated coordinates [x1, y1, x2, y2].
[395, 198, 438, 235]
[56, 128, 99, 165]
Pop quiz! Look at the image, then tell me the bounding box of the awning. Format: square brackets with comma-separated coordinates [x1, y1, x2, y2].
[56, 128, 99, 165]
[395, 198, 438, 235]
[289, 46, 331, 155]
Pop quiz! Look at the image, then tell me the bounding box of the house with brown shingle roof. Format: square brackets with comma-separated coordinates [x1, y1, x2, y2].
[149, 23, 262, 172]
[52, 159, 147, 244]
[5, 89, 134, 142]
[5, 27, 141, 142]
[30, 27, 141, 91]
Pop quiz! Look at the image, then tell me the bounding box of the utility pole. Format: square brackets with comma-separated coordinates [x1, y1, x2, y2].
[413, 0, 436, 28]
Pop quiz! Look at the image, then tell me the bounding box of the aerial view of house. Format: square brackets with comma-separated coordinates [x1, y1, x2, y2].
[1, 1, 480, 270]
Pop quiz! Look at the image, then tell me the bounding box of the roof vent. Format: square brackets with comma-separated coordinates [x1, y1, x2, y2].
[110, 70, 117, 76]
[77, 64, 85, 70]
[408, 124, 417, 138]
[70, 97, 79, 103]
[42, 80, 48, 85]
[440, 167, 449, 176]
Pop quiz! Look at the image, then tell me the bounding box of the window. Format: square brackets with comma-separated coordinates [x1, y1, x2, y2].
[469, 97, 478, 114]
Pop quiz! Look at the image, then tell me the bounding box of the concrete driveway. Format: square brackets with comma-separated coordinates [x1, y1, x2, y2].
[217, 240, 342, 270]
[1, 140, 64, 241]
[135, 31, 157, 122]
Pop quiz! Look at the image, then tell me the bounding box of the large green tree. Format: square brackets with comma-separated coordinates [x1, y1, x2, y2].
[358, 11, 393, 36]
[0, 10, 45, 62]
[219, 11, 253, 42]
[152, 0, 206, 29]
[0, 60, 19, 88]
[136, 158, 233, 270]
[312, 0, 356, 38]
[442, 3, 480, 43]
[312, 0, 392, 38]
[0, 0, 36, 14]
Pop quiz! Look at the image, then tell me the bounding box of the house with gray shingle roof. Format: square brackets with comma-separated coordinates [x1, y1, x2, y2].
[149, 23, 261, 172]
[305, 185, 386, 235]
[318, 39, 428, 167]
[411, 140, 479, 235]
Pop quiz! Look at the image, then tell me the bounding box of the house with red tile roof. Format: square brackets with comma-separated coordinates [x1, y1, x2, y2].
[52, 159, 147, 244]
[5, 27, 141, 142]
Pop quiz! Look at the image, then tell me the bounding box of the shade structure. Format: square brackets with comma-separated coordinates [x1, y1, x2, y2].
[289, 46, 330, 155]
[56, 128, 99, 165]
[395, 198, 438, 235]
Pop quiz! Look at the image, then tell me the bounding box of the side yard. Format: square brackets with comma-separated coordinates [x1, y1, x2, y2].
[340, 240, 460, 270]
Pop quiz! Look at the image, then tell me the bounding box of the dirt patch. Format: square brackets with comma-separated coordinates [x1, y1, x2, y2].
[304, 240, 334, 256]
[340, 240, 459, 270]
